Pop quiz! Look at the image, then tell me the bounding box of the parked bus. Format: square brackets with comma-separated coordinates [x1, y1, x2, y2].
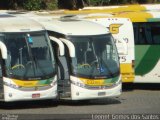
[83, 16, 135, 83]
[113, 11, 160, 83]
[0, 14, 64, 102]
[37, 16, 121, 100]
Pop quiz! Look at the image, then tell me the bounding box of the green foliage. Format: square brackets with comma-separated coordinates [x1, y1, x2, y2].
[23, 0, 57, 10]
[45, 0, 58, 10]
[24, 0, 44, 10]
[89, 0, 110, 6]
[0, 0, 160, 10]
[89, 0, 101, 5]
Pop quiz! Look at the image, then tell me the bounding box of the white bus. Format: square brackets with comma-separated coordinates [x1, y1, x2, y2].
[82, 16, 135, 83]
[37, 16, 121, 100]
[113, 11, 160, 83]
[0, 14, 64, 102]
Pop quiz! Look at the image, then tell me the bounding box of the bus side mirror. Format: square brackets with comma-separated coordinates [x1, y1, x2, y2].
[49, 36, 65, 56]
[59, 38, 75, 58]
[0, 41, 7, 59]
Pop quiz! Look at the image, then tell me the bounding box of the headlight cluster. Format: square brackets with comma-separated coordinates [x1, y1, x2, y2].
[4, 81, 19, 89]
[71, 81, 85, 88]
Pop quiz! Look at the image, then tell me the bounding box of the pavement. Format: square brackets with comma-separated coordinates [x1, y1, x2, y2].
[0, 83, 160, 120]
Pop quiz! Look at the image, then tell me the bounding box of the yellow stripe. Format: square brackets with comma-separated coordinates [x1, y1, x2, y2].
[113, 11, 153, 22]
[64, 5, 147, 15]
[12, 79, 38, 87]
[63, 5, 153, 22]
[85, 11, 153, 22]
[79, 78, 105, 86]
[120, 63, 135, 82]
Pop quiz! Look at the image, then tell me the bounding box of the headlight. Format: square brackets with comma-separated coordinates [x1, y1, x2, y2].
[4, 81, 19, 89]
[71, 81, 85, 88]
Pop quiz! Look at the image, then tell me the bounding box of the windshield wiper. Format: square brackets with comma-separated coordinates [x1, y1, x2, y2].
[90, 42, 103, 75]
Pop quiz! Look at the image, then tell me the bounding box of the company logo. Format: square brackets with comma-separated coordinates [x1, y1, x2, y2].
[109, 24, 122, 34]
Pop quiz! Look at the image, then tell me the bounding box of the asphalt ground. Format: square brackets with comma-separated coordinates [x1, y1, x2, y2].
[0, 83, 160, 120]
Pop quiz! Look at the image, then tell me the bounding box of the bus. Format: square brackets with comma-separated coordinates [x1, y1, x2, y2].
[83, 16, 135, 83]
[113, 11, 160, 83]
[0, 14, 64, 102]
[37, 16, 121, 100]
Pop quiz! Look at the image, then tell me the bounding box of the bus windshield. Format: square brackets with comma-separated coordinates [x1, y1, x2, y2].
[68, 34, 120, 79]
[1, 31, 56, 80]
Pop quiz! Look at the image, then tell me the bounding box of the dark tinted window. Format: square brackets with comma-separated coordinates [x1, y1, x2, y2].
[133, 22, 160, 45]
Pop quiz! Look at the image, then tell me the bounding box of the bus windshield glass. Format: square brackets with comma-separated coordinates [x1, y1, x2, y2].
[1, 31, 56, 80]
[68, 34, 120, 79]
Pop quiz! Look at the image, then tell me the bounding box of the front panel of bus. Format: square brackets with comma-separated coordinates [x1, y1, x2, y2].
[0, 31, 57, 102]
[67, 34, 121, 100]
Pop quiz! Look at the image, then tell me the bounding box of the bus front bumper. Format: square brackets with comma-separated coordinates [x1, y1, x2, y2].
[71, 83, 122, 100]
[3, 85, 57, 102]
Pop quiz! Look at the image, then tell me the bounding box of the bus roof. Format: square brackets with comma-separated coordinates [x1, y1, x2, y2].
[61, 4, 160, 23]
[113, 11, 160, 22]
[0, 14, 45, 32]
[41, 17, 110, 36]
[83, 4, 160, 11]
[64, 4, 160, 15]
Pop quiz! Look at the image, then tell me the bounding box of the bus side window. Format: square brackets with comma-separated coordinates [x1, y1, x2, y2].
[134, 23, 147, 44]
[151, 26, 160, 44]
[133, 24, 139, 44]
[134, 23, 152, 44]
[139, 27, 147, 44]
[135, 22, 160, 45]
[145, 24, 153, 44]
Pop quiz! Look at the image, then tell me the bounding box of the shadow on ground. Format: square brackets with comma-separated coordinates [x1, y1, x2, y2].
[0, 97, 121, 110]
[0, 99, 58, 110]
[58, 97, 121, 106]
[123, 83, 160, 91]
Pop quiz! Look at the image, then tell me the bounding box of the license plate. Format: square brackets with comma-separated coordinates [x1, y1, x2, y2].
[98, 92, 106, 96]
[32, 93, 40, 98]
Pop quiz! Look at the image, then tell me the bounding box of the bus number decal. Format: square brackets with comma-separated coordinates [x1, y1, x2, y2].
[120, 56, 127, 62]
[123, 38, 129, 43]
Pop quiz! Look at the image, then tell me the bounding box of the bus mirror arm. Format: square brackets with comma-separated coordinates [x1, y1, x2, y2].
[0, 41, 7, 59]
[49, 36, 65, 56]
[59, 38, 75, 58]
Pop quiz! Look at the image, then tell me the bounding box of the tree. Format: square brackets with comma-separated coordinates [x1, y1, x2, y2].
[0, 0, 160, 10]
[58, 0, 84, 10]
